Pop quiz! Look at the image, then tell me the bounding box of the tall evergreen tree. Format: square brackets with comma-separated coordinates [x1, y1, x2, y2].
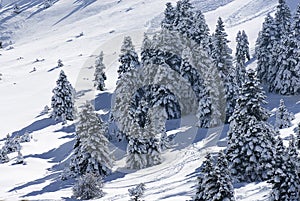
[118, 36, 140, 78]
[161, 2, 176, 30]
[268, 0, 292, 86]
[294, 122, 300, 149]
[190, 10, 210, 50]
[292, 3, 300, 40]
[274, 99, 294, 129]
[174, 0, 194, 37]
[269, 137, 300, 201]
[66, 102, 113, 178]
[140, 33, 153, 66]
[94, 51, 107, 91]
[226, 70, 276, 182]
[255, 14, 276, 83]
[211, 17, 237, 121]
[51, 70, 75, 122]
[235, 30, 249, 88]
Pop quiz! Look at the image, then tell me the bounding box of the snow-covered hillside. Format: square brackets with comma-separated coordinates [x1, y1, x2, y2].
[0, 0, 300, 200]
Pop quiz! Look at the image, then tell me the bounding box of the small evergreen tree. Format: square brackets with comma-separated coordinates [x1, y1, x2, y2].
[43, 0, 52, 9]
[94, 51, 107, 91]
[51, 70, 75, 122]
[275, 99, 294, 129]
[128, 183, 145, 201]
[15, 151, 24, 164]
[118, 36, 140, 78]
[57, 59, 63, 67]
[0, 149, 9, 164]
[72, 173, 104, 200]
[140, 33, 153, 66]
[205, 151, 235, 201]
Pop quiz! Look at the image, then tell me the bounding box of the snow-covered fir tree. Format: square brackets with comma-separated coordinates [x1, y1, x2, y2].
[235, 30, 250, 88]
[174, 0, 194, 37]
[226, 70, 276, 182]
[274, 99, 294, 129]
[72, 173, 104, 200]
[269, 137, 300, 201]
[161, 2, 176, 30]
[43, 0, 52, 9]
[292, 3, 300, 40]
[268, 0, 292, 87]
[128, 183, 145, 201]
[118, 36, 140, 78]
[255, 14, 276, 83]
[140, 33, 153, 66]
[193, 153, 214, 201]
[204, 151, 235, 201]
[211, 17, 237, 122]
[94, 51, 107, 91]
[66, 102, 113, 178]
[51, 70, 75, 122]
[0, 149, 9, 164]
[57, 59, 63, 67]
[15, 150, 24, 165]
[294, 122, 300, 149]
[3, 135, 21, 154]
[270, 33, 300, 94]
[190, 10, 210, 50]
[192, 44, 224, 128]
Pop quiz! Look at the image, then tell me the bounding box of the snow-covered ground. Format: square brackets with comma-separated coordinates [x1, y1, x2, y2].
[0, 0, 300, 200]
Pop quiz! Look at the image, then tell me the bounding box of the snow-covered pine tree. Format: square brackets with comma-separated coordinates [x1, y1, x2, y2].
[193, 153, 214, 201]
[269, 137, 300, 201]
[270, 33, 300, 95]
[57, 59, 63, 67]
[226, 70, 276, 182]
[161, 2, 176, 31]
[211, 17, 237, 122]
[205, 151, 235, 201]
[294, 122, 300, 149]
[15, 151, 24, 164]
[292, 3, 300, 41]
[66, 102, 113, 178]
[118, 36, 140, 78]
[72, 173, 104, 200]
[0, 149, 9, 164]
[268, 0, 292, 86]
[140, 33, 153, 66]
[190, 10, 210, 50]
[3, 135, 21, 154]
[128, 183, 145, 201]
[51, 70, 75, 122]
[174, 0, 194, 37]
[191, 44, 224, 128]
[255, 14, 276, 83]
[94, 51, 107, 91]
[43, 0, 52, 9]
[275, 99, 294, 129]
[235, 30, 250, 88]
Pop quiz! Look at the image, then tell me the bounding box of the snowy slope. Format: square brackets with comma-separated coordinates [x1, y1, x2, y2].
[0, 0, 300, 200]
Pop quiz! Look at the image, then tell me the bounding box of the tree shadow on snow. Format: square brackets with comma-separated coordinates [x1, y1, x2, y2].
[9, 140, 75, 197]
[9, 117, 56, 139]
[54, 0, 97, 25]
